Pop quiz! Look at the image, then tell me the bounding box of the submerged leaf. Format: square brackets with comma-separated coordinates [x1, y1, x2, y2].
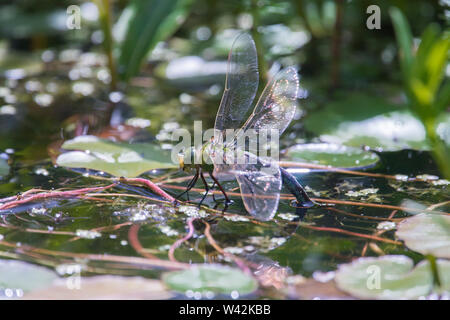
[283, 143, 379, 169]
[56, 135, 176, 178]
[162, 264, 258, 296]
[335, 255, 450, 299]
[396, 213, 450, 258]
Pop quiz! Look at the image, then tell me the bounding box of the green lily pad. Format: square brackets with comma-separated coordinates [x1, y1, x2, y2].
[396, 213, 450, 259]
[0, 259, 58, 295]
[56, 135, 177, 178]
[283, 143, 379, 169]
[304, 93, 450, 151]
[335, 255, 450, 299]
[162, 264, 258, 296]
[0, 158, 8, 177]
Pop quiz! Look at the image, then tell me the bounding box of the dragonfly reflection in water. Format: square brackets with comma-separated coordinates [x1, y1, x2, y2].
[176, 33, 320, 221]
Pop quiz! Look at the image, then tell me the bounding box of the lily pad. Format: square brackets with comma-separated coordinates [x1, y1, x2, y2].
[0, 158, 8, 177]
[24, 276, 172, 300]
[396, 213, 450, 259]
[56, 135, 177, 178]
[283, 143, 379, 169]
[304, 93, 450, 151]
[0, 259, 58, 294]
[162, 264, 258, 296]
[334, 255, 450, 299]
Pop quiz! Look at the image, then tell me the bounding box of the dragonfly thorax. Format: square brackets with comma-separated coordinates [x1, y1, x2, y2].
[178, 145, 214, 173]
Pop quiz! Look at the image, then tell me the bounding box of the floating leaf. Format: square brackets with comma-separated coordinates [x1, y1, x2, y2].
[335, 255, 450, 299]
[24, 276, 172, 300]
[163, 264, 258, 295]
[0, 259, 58, 294]
[396, 213, 450, 259]
[0, 158, 8, 177]
[283, 143, 379, 169]
[56, 135, 177, 178]
[304, 93, 450, 151]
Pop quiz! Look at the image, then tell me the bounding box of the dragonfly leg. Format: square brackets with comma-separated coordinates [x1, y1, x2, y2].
[198, 170, 210, 207]
[208, 172, 232, 205]
[176, 169, 199, 201]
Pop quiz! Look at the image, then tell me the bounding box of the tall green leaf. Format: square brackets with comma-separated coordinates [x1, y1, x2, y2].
[117, 0, 193, 82]
[389, 7, 413, 78]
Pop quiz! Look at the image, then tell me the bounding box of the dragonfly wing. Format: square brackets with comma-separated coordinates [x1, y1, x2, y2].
[242, 67, 299, 136]
[214, 33, 259, 133]
[232, 152, 281, 221]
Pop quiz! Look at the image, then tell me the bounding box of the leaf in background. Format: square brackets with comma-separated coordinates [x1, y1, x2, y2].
[117, 0, 194, 81]
[304, 94, 450, 151]
[25, 276, 172, 300]
[0, 260, 58, 295]
[283, 143, 379, 169]
[335, 255, 450, 299]
[56, 135, 176, 178]
[389, 7, 413, 77]
[0, 158, 8, 177]
[162, 265, 258, 296]
[396, 213, 450, 259]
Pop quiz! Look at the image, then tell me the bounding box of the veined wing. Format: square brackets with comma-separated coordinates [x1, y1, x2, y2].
[241, 67, 299, 136]
[232, 151, 282, 221]
[214, 33, 259, 134]
[228, 68, 299, 219]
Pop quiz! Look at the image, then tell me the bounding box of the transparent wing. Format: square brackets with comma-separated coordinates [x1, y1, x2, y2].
[214, 33, 259, 133]
[231, 151, 282, 221]
[241, 67, 299, 135]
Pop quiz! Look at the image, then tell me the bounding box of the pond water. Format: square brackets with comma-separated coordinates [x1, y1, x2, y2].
[0, 49, 448, 300]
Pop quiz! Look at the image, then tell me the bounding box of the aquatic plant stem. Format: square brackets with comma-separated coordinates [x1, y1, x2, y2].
[250, 0, 267, 85]
[426, 254, 442, 289]
[203, 220, 253, 275]
[0, 184, 117, 211]
[94, 0, 118, 91]
[168, 217, 196, 262]
[128, 223, 159, 260]
[425, 121, 450, 179]
[118, 177, 176, 202]
[330, 0, 343, 89]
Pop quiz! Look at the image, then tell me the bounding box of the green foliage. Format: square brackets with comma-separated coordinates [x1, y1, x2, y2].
[283, 143, 379, 169]
[0, 259, 58, 294]
[335, 255, 450, 299]
[116, 0, 194, 82]
[56, 135, 176, 178]
[163, 264, 258, 295]
[390, 7, 450, 178]
[396, 213, 450, 259]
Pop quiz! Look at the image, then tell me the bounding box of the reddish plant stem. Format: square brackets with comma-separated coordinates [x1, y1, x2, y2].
[168, 218, 196, 262]
[0, 239, 189, 270]
[0, 184, 117, 210]
[202, 220, 253, 275]
[119, 177, 175, 202]
[300, 223, 401, 245]
[128, 223, 159, 260]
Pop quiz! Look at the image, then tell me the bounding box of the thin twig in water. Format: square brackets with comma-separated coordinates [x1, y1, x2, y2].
[168, 217, 196, 262]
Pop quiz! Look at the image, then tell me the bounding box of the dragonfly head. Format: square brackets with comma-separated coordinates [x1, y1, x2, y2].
[178, 146, 197, 172]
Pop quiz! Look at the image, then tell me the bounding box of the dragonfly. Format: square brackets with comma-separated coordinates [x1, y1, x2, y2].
[177, 33, 320, 221]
